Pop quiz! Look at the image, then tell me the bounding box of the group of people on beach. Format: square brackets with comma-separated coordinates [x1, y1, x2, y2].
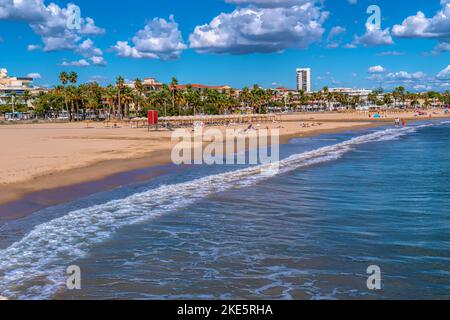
[300, 122, 323, 128]
[394, 118, 407, 127]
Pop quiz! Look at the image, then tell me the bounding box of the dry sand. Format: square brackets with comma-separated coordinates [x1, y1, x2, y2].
[0, 110, 447, 205]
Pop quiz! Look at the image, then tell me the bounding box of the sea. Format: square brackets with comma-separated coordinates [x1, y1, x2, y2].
[0, 120, 449, 300]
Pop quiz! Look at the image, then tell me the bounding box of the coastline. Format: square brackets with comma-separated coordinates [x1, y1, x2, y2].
[1, 111, 448, 222]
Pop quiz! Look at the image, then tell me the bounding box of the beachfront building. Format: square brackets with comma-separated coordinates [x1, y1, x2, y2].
[0, 69, 49, 121]
[131, 77, 235, 96]
[143, 77, 164, 93]
[296, 68, 311, 93]
[124, 77, 164, 94]
[0, 68, 33, 105]
[174, 84, 233, 93]
[329, 87, 373, 107]
[271, 87, 298, 101]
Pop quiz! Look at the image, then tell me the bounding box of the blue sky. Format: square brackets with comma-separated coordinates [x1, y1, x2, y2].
[0, 0, 449, 91]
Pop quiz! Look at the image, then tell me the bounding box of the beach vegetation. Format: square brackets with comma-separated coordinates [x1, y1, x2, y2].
[5, 74, 449, 122]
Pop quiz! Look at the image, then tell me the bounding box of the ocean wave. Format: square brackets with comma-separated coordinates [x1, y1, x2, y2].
[0, 125, 427, 299]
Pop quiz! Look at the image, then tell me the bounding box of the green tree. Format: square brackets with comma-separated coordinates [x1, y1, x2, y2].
[116, 76, 125, 118]
[170, 77, 179, 115]
[59, 71, 69, 118]
[393, 86, 406, 108]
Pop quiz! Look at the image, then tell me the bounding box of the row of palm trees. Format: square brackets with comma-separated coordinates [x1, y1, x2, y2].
[4, 72, 450, 120]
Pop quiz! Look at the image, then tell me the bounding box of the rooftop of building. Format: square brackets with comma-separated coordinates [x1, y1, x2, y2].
[174, 84, 232, 90]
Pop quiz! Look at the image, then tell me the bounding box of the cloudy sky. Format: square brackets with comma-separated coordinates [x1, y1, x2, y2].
[0, 0, 449, 91]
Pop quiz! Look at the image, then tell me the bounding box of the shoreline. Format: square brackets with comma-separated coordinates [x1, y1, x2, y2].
[0, 121, 378, 206]
[1, 111, 448, 222]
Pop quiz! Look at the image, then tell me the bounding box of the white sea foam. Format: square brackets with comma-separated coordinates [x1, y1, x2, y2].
[0, 125, 425, 299]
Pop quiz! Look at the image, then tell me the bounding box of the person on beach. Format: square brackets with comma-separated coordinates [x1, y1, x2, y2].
[395, 118, 401, 127]
[402, 119, 407, 127]
[242, 122, 254, 133]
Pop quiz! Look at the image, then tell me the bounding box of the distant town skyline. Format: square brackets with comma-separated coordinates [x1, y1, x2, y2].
[0, 0, 449, 91]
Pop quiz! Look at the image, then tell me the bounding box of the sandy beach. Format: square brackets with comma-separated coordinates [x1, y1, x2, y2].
[1, 110, 448, 207]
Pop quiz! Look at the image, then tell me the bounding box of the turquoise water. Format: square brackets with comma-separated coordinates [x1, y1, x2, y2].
[0, 121, 449, 299]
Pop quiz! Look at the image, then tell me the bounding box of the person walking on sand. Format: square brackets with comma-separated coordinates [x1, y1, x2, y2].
[402, 119, 407, 127]
[395, 118, 400, 127]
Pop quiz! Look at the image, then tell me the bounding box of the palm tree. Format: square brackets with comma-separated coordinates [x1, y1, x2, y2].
[444, 90, 450, 105]
[134, 78, 145, 115]
[10, 92, 17, 116]
[21, 91, 31, 106]
[250, 84, 263, 113]
[351, 95, 361, 109]
[116, 76, 125, 118]
[170, 77, 179, 115]
[69, 72, 78, 120]
[185, 85, 201, 115]
[59, 71, 69, 118]
[286, 92, 294, 111]
[368, 92, 379, 106]
[103, 85, 117, 119]
[121, 86, 135, 118]
[240, 87, 250, 112]
[69, 71, 78, 85]
[383, 93, 393, 107]
[393, 86, 405, 108]
[134, 78, 145, 96]
[159, 84, 173, 116]
[321, 86, 332, 110]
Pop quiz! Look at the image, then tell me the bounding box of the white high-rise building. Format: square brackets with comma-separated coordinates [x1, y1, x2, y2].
[296, 68, 311, 92]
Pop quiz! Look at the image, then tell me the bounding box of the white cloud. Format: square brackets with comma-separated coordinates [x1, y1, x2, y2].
[113, 15, 186, 60]
[60, 59, 90, 67]
[392, 12, 433, 38]
[392, 2, 450, 39]
[0, 0, 47, 20]
[26, 72, 42, 79]
[343, 43, 357, 49]
[76, 38, 103, 58]
[189, 0, 328, 54]
[366, 69, 439, 91]
[377, 51, 405, 56]
[78, 17, 105, 36]
[368, 65, 387, 73]
[354, 23, 393, 47]
[89, 56, 106, 66]
[225, 0, 306, 7]
[392, 1, 450, 55]
[326, 26, 346, 48]
[437, 65, 450, 79]
[430, 41, 450, 55]
[385, 71, 427, 81]
[413, 84, 432, 92]
[328, 26, 346, 40]
[0, 0, 106, 63]
[326, 42, 339, 48]
[27, 44, 41, 51]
